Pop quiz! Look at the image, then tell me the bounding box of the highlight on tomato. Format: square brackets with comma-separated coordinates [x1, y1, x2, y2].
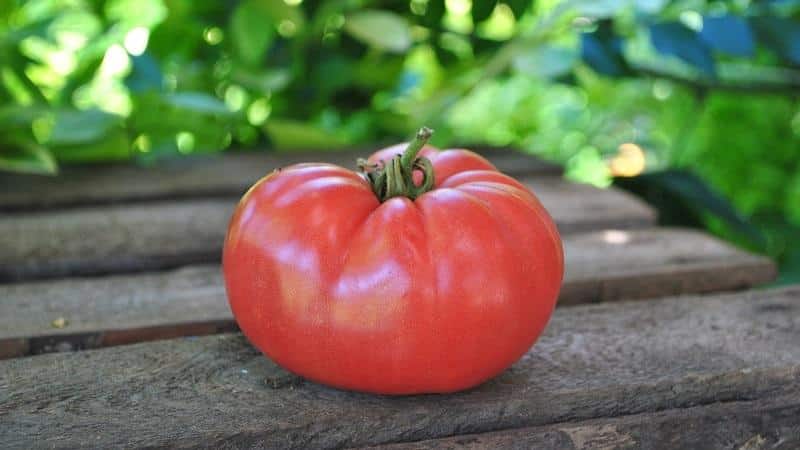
[223, 127, 564, 395]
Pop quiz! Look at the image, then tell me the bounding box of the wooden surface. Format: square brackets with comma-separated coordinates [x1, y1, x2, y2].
[1, 146, 791, 449]
[0, 176, 655, 282]
[366, 395, 800, 449]
[0, 228, 776, 358]
[0, 148, 560, 211]
[559, 228, 776, 303]
[1, 287, 798, 449]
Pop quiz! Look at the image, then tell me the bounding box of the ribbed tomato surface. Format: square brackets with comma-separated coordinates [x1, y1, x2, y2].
[223, 144, 563, 394]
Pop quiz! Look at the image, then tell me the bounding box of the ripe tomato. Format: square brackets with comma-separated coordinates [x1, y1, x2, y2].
[223, 128, 563, 395]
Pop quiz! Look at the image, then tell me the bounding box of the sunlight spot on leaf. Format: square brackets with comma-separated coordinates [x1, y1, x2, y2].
[32, 116, 55, 143]
[99, 45, 131, 78]
[344, 10, 412, 52]
[203, 27, 224, 45]
[679, 11, 703, 32]
[652, 80, 673, 100]
[48, 50, 76, 75]
[410, 0, 427, 15]
[176, 132, 195, 154]
[0, 67, 33, 105]
[124, 27, 150, 56]
[225, 85, 248, 111]
[326, 14, 345, 30]
[446, 0, 470, 15]
[566, 146, 612, 187]
[248, 98, 272, 125]
[791, 110, 800, 136]
[56, 31, 88, 52]
[278, 20, 297, 37]
[134, 134, 152, 153]
[572, 16, 595, 31]
[478, 3, 515, 41]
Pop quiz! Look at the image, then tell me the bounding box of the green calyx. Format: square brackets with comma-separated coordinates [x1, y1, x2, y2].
[359, 127, 436, 202]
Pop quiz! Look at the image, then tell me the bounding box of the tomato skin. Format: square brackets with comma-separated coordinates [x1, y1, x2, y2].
[223, 146, 563, 395]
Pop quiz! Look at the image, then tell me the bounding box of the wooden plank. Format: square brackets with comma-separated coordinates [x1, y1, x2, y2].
[0, 149, 560, 211]
[559, 228, 777, 304]
[0, 265, 230, 358]
[526, 177, 655, 234]
[0, 176, 656, 282]
[365, 395, 800, 449]
[1, 286, 798, 449]
[0, 228, 776, 358]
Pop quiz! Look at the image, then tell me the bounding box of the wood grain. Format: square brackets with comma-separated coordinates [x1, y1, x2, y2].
[1, 286, 798, 448]
[0, 176, 655, 282]
[559, 228, 776, 304]
[0, 228, 776, 358]
[364, 395, 800, 449]
[0, 148, 560, 211]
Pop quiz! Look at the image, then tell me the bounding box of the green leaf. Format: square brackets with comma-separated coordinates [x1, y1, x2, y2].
[574, 0, 625, 18]
[48, 109, 123, 145]
[650, 22, 715, 77]
[52, 128, 130, 163]
[634, 0, 667, 14]
[504, 0, 533, 18]
[513, 45, 577, 78]
[751, 17, 800, 65]
[125, 53, 163, 93]
[344, 10, 412, 53]
[580, 20, 631, 77]
[166, 92, 232, 116]
[0, 137, 58, 175]
[0, 0, 14, 19]
[131, 92, 231, 129]
[472, 0, 498, 23]
[421, 0, 445, 27]
[231, 67, 291, 95]
[230, 0, 275, 66]
[264, 119, 350, 151]
[3, 48, 47, 103]
[252, 0, 305, 30]
[2, 17, 57, 44]
[130, 92, 234, 156]
[105, 0, 167, 28]
[58, 55, 104, 103]
[0, 105, 47, 131]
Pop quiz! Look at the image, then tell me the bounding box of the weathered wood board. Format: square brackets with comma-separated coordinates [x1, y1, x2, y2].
[0, 228, 775, 358]
[1, 286, 798, 449]
[0, 176, 656, 282]
[365, 395, 800, 449]
[0, 148, 560, 211]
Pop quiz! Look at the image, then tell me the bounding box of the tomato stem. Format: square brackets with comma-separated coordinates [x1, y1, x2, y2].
[400, 127, 433, 172]
[362, 127, 436, 202]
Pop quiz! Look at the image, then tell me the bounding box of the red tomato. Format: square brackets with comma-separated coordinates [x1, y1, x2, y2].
[223, 129, 563, 395]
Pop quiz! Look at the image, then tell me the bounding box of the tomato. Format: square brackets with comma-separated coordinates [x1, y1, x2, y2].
[223, 128, 563, 395]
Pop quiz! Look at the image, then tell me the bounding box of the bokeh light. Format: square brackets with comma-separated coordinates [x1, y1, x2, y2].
[609, 143, 646, 177]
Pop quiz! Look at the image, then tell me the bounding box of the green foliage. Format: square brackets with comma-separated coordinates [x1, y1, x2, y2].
[344, 10, 411, 53]
[0, 0, 799, 278]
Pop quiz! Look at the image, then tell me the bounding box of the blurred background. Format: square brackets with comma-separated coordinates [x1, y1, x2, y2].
[0, 0, 798, 281]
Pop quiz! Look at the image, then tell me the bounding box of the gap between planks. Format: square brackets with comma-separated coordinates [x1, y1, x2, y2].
[0, 148, 561, 211]
[1, 286, 798, 448]
[360, 394, 800, 450]
[0, 227, 777, 358]
[0, 175, 656, 283]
